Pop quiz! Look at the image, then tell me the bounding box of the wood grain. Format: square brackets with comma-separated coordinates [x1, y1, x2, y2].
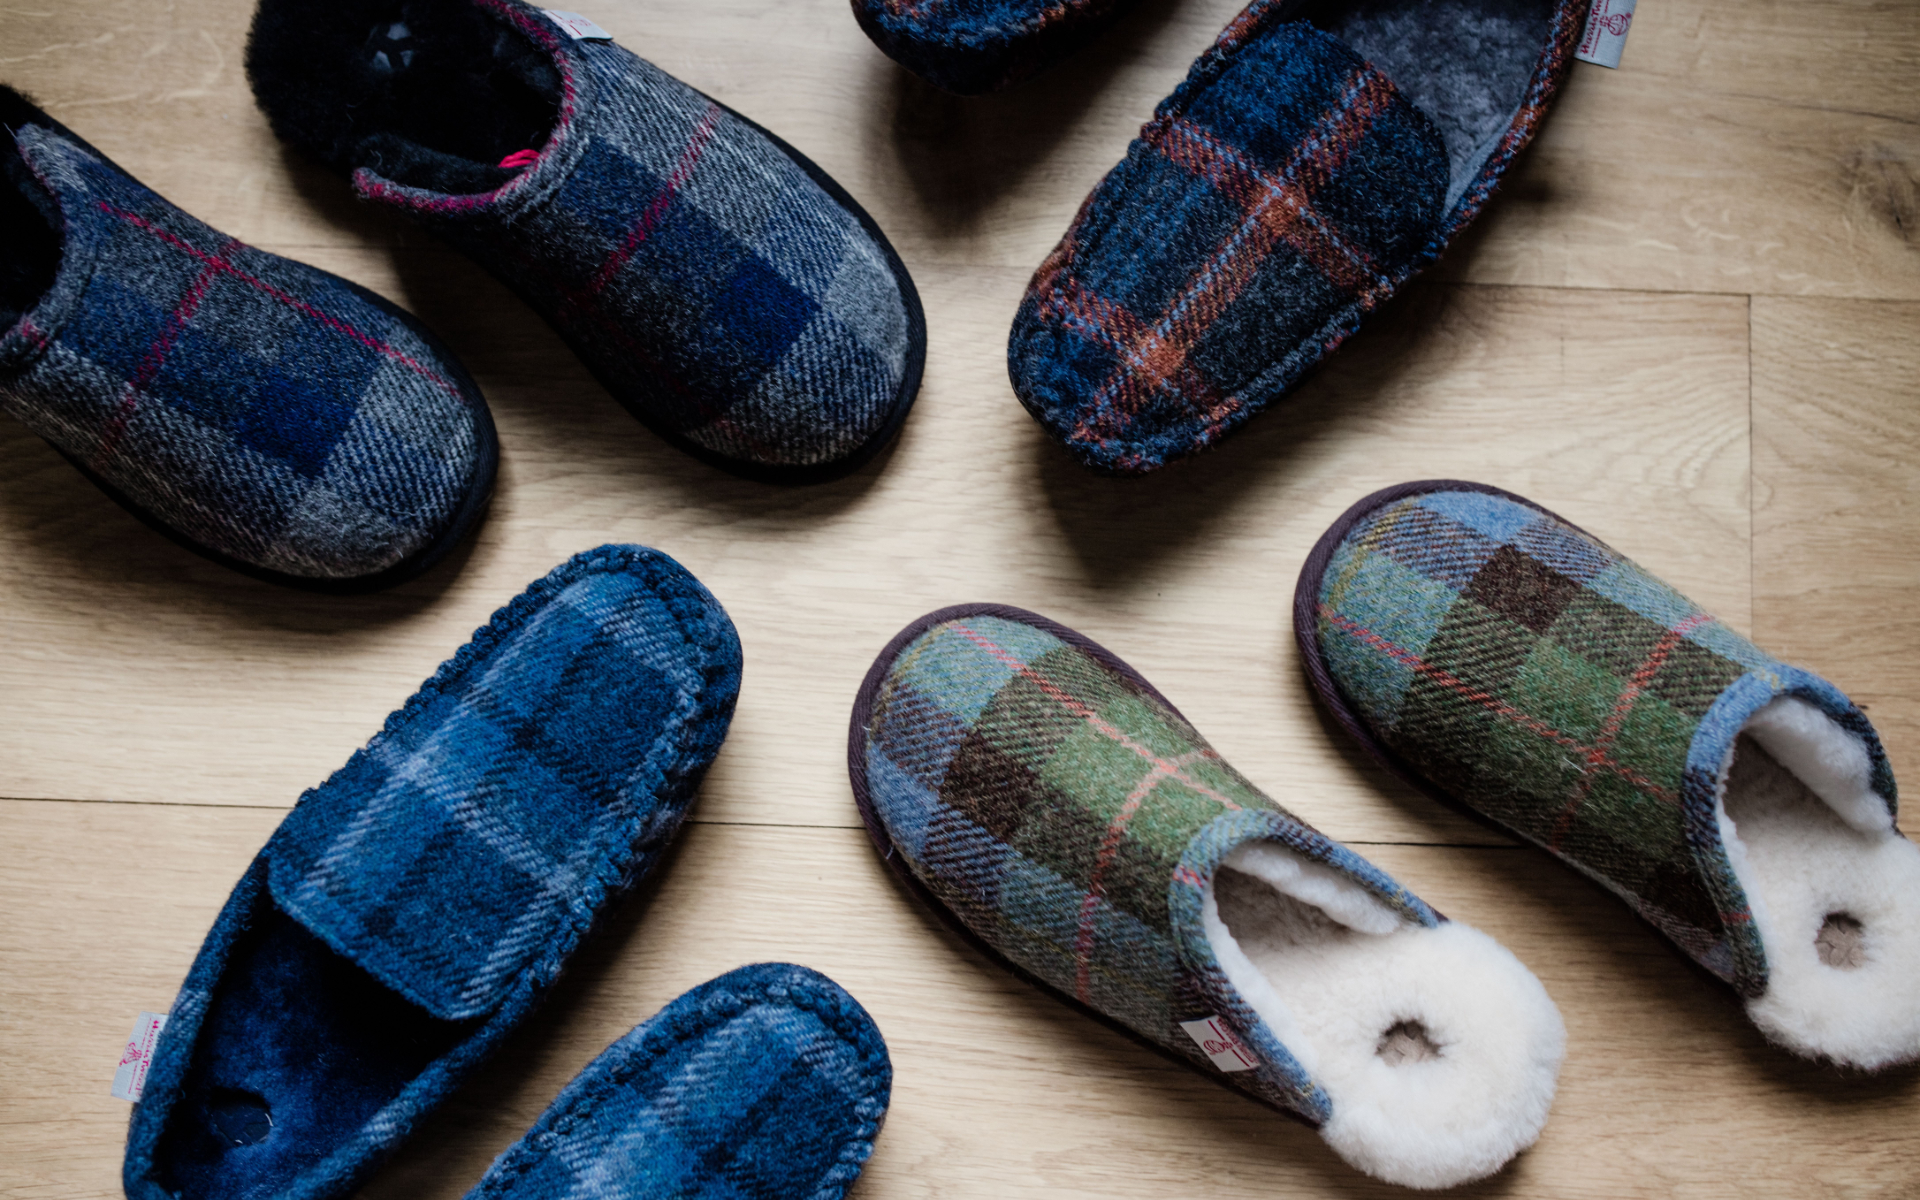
[2, 0, 1917, 1195]
[1752, 296, 1920, 830]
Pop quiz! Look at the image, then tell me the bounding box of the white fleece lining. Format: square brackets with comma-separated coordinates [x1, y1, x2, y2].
[1203, 842, 1566, 1189]
[1720, 697, 1920, 1068]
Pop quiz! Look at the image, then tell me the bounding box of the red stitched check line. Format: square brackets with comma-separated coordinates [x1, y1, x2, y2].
[589, 104, 719, 295]
[94, 236, 237, 463]
[1072, 748, 1208, 1002]
[1318, 603, 1681, 805]
[943, 620, 1246, 1004]
[1547, 612, 1713, 849]
[1069, 68, 1395, 443]
[945, 621, 1243, 810]
[99, 204, 467, 403]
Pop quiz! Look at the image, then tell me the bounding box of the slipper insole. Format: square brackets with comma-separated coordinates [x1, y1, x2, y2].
[1727, 734, 1920, 1067]
[1297, 0, 1559, 209]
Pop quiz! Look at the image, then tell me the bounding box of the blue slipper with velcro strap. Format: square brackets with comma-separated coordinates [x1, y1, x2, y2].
[122, 544, 743, 1200]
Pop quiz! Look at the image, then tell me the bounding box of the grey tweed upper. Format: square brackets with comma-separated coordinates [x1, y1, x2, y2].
[0, 124, 491, 581]
[350, 0, 915, 471]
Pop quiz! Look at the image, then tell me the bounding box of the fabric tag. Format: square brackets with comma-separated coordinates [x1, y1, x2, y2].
[542, 10, 614, 41]
[1575, 0, 1636, 68]
[1179, 1015, 1260, 1073]
[112, 1012, 168, 1101]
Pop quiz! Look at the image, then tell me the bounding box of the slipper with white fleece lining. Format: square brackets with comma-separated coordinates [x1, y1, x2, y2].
[1297, 480, 1920, 1069]
[849, 603, 1566, 1189]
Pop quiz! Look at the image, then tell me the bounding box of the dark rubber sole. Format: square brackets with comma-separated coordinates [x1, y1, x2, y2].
[53, 272, 500, 596]
[846, 602, 1322, 1132]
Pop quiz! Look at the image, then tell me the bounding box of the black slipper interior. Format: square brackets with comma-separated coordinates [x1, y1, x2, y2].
[155, 870, 474, 1200]
[1294, 0, 1559, 210]
[0, 90, 63, 334]
[247, 0, 562, 197]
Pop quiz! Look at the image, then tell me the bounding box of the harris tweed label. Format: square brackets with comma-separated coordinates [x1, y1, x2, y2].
[111, 1012, 167, 1101]
[1575, 0, 1635, 68]
[1179, 1016, 1261, 1072]
[542, 10, 613, 40]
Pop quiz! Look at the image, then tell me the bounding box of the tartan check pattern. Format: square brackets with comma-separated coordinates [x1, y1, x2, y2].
[267, 544, 743, 1020]
[1308, 484, 1897, 993]
[0, 124, 488, 580]
[857, 605, 1437, 1123]
[355, 0, 914, 471]
[467, 964, 890, 1200]
[1008, 0, 1583, 474]
[851, 0, 1134, 94]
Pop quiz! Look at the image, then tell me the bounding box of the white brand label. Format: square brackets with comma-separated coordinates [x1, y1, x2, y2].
[542, 10, 614, 40]
[1575, 0, 1636, 68]
[112, 1012, 168, 1101]
[1179, 1016, 1260, 1073]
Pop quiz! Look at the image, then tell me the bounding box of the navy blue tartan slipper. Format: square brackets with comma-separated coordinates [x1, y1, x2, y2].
[851, 604, 1565, 1188]
[122, 545, 743, 1200]
[1008, 0, 1585, 474]
[245, 0, 926, 483]
[0, 86, 496, 590]
[464, 964, 891, 1200]
[851, 0, 1138, 95]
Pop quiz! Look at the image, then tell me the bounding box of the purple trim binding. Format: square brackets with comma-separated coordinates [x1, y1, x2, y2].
[844, 602, 1324, 1131]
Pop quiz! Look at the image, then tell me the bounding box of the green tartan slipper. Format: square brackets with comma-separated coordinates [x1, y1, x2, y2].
[1297, 481, 1920, 1069]
[851, 605, 1565, 1189]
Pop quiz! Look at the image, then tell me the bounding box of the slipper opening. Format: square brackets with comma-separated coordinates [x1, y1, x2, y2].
[247, 0, 562, 195]
[1293, 0, 1561, 211]
[154, 893, 475, 1200]
[1203, 841, 1564, 1189]
[0, 90, 62, 333]
[1718, 697, 1920, 1068]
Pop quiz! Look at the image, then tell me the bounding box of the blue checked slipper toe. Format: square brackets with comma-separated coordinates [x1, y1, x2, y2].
[850, 604, 1566, 1188]
[1297, 481, 1920, 1070]
[465, 963, 890, 1200]
[851, 0, 1137, 95]
[247, 0, 925, 483]
[0, 86, 496, 590]
[122, 544, 743, 1200]
[1008, 0, 1585, 474]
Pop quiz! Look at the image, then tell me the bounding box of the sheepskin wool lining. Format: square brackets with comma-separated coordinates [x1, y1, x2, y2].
[1720, 697, 1920, 1069]
[1204, 842, 1565, 1190]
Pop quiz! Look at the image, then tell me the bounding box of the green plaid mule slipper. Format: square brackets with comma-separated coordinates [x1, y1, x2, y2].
[1297, 481, 1920, 1069]
[850, 604, 1565, 1188]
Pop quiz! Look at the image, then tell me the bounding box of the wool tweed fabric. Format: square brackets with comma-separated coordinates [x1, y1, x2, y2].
[850, 0, 1136, 95]
[465, 963, 890, 1200]
[1295, 481, 1899, 997]
[1007, 0, 1583, 474]
[124, 545, 743, 1200]
[249, 0, 925, 481]
[0, 90, 494, 588]
[850, 603, 1442, 1125]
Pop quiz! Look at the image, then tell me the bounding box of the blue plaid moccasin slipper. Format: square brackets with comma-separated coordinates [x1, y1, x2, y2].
[1298, 482, 1920, 1069]
[0, 87, 496, 590]
[123, 545, 743, 1200]
[1009, 0, 1584, 474]
[464, 963, 890, 1200]
[851, 604, 1565, 1188]
[247, 0, 925, 483]
[851, 0, 1137, 95]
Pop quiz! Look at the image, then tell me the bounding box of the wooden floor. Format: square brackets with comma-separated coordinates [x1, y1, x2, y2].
[4, 0, 1918, 1196]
